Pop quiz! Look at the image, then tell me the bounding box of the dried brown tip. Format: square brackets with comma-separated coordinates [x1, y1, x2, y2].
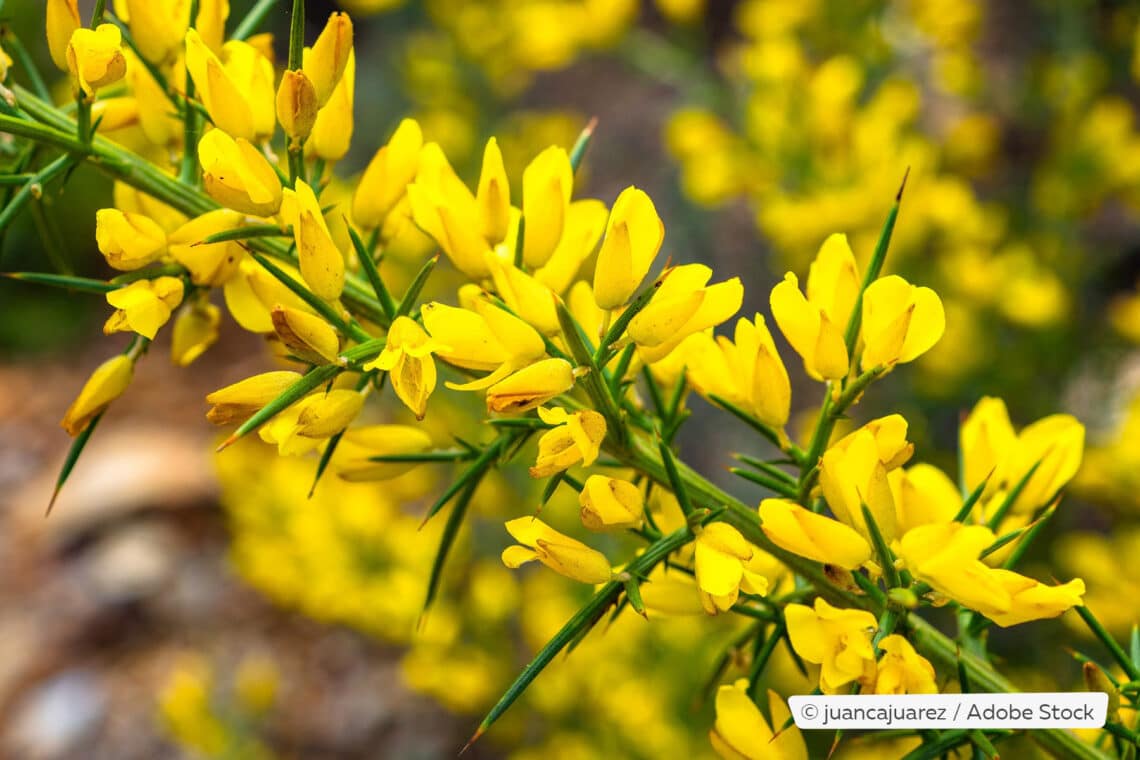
[896, 166, 911, 202]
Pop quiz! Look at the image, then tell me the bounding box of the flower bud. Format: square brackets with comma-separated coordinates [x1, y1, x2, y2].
[95, 208, 167, 271]
[579, 475, 643, 531]
[303, 12, 353, 107]
[352, 118, 423, 230]
[306, 49, 354, 161]
[103, 276, 185, 339]
[198, 129, 283, 217]
[171, 300, 221, 367]
[206, 371, 302, 425]
[275, 69, 318, 147]
[628, 263, 743, 363]
[46, 0, 81, 71]
[593, 186, 664, 310]
[485, 358, 575, 414]
[67, 25, 127, 99]
[294, 390, 364, 438]
[271, 306, 341, 365]
[694, 522, 753, 613]
[819, 428, 899, 543]
[335, 425, 434, 482]
[60, 354, 134, 436]
[502, 516, 612, 585]
[476, 137, 511, 245]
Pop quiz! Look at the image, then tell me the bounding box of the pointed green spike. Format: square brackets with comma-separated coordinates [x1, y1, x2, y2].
[1074, 606, 1140, 682]
[346, 224, 396, 321]
[420, 436, 508, 527]
[985, 459, 1043, 530]
[656, 436, 694, 518]
[568, 117, 597, 174]
[728, 467, 798, 499]
[218, 364, 342, 451]
[953, 474, 993, 523]
[248, 252, 370, 342]
[861, 503, 900, 588]
[308, 430, 345, 499]
[47, 411, 104, 516]
[4, 271, 114, 293]
[396, 254, 439, 319]
[420, 474, 480, 627]
[199, 224, 288, 245]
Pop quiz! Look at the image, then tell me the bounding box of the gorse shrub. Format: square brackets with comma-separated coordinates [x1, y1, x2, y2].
[4, 1, 1136, 758]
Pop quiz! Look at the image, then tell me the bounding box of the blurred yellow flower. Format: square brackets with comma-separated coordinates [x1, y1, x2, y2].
[709, 680, 807, 760]
[60, 354, 134, 436]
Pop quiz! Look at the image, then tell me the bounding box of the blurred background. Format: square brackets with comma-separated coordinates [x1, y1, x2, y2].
[2, 0, 1140, 757]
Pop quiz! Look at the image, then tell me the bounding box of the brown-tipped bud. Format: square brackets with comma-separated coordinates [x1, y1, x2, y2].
[1082, 661, 1120, 719]
[303, 12, 353, 107]
[270, 306, 340, 365]
[276, 69, 318, 148]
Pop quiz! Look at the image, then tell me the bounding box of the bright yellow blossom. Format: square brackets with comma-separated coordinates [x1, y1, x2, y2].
[60, 354, 134, 436]
[259, 390, 364, 456]
[758, 498, 872, 569]
[67, 25, 127, 99]
[185, 30, 274, 141]
[785, 598, 877, 693]
[95, 208, 167, 271]
[710, 680, 807, 760]
[860, 275, 945, 369]
[353, 118, 423, 230]
[126, 0, 189, 63]
[502, 517, 612, 585]
[171, 300, 221, 367]
[820, 428, 899, 543]
[46, 0, 80, 71]
[578, 475, 643, 530]
[485, 358, 575, 414]
[104, 277, 185, 339]
[422, 296, 546, 388]
[873, 635, 938, 694]
[521, 146, 573, 267]
[629, 264, 743, 363]
[198, 129, 283, 217]
[271, 306, 341, 365]
[593, 186, 665, 310]
[364, 316, 438, 419]
[476, 137, 511, 245]
[695, 522, 766, 613]
[280, 180, 345, 301]
[533, 200, 609, 294]
[830, 414, 914, 471]
[167, 210, 246, 287]
[303, 12, 353, 107]
[485, 256, 560, 336]
[407, 143, 495, 279]
[528, 407, 606, 477]
[308, 49, 354, 161]
[276, 70, 318, 147]
[1005, 413, 1084, 514]
[960, 396, 1017, 498]
[335, 424, 434, 482]
[205, 371, 301, 425]
[888, 463, 962, 534]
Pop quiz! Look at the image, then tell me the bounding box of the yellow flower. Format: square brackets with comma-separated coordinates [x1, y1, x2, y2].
[769, 234, 860, 381]
[104, 276, 185, 339]
[830, 414, 914, 471]
[364, 316, 438, 420]
[276, 70, 318, 147]
[819, 428, 899, 543]
[528, 407, 606, 478]
[46, 0, 81, 71]
[307, 49, 354, 161]
[195, 0, 230, 52]
[485, 256, 560, 336]
[1005, 413, 1084, 514]
[981, 569, 1086, 627]
[205, 371, 302, 425]
[352, 118, 423, 230]
[501, 517, 612, 585]
[67, 25, 127, 99]
[279, 180, 345, 301]
[521, 145, 573, 268]
[259, 390, 364, 456]
[60, 354, 134, 436]
[695, 522, 767, 613]
[167, 209, 246, 286]
[95, 208, 167, 271]
[407, 144, 491, 278]
[710, 680, 807, 760]
[758, 498, 872, 569]
[184, 30, 274, 141]
[302, 11, 353, 107]
[960, 396, 1017, 498]
[689, 313, 791, 428]
[198, 129, 283, 217]
[485, 358, 575, 414]
[334, 424, 434, 482]
[271, 306, 341, 365]
[578, 475, 643, 531]
[860, 275, 945, 369]
[785, 598, 877, 693]
[873, 635, 938, 695]
[640, 575, 706, 618]
[476, 137, 511, 245]
[422, 296, 545, 385]
[533, 199, 609, 294]
[125, 0, 190, 63]
[171, 300, 220, 367]
[593, 186, 665, 310]
[888, 463, 962, 534]
[629, 263, 744, 363]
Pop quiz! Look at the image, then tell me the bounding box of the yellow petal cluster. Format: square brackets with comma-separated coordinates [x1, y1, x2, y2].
[501, 517, 612, 585]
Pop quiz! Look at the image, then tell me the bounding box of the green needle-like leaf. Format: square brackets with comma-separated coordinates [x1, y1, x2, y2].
[728, 467, 798, 499]
[47, 411, 104, 515]
[4, 271, 114, 293]
[249, 252, 370, 342]
[569, 117, 597, 174]
[656, 437, 695, 517]
[346, 224, 396, 321]
[953, 474, 993, 523]
[395, 254, 439, 319]
[421, 474, 480, 626]
[985, 459, 1043, 530]
[420, 436, 508, 527]
[199, 224, 288, 245]
[308, 430, 345, 499]
[1075, 606, 1140, 682]
[862, 503, 901, 588]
